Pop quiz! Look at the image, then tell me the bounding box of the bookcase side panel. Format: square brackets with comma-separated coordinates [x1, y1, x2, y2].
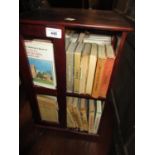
[52, 27, 66, 128]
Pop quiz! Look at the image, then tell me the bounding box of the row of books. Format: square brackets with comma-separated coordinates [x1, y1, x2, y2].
[65, 30, 112, 46]
[66, 34, 115, 98]
[36, 94, 105, 135]
[67, 97, 105, 134]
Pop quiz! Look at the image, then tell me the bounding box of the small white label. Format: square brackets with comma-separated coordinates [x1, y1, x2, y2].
[46, 27, 62, 39]
[64, 17, 76, 21]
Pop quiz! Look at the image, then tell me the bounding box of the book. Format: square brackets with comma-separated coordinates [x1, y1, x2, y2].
[94, 100, 105, 134]
[85, 43, 98, 95]
[65, 38, 70, 50]
[99, 44, 116, 98]
[79, 43, 91, 94]
[74, 42, 84, 93]
[66, 42, 78, 92]
[88, 99, 95, 133]
[37, 95, 58, 123]
[92, 45, 107, 98]
[77, 32, 85, 42]
[67, 97, 77, 128]
[65, 29, 75, 39]
[24, 40, 57, 89]
[70, 33, 79, 43]
[83, 34, 112, 45]
[72, 97, 83, 130]
[79, 98, 88, 131]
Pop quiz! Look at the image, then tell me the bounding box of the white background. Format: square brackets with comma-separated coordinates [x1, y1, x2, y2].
[0, 0, 155, 154]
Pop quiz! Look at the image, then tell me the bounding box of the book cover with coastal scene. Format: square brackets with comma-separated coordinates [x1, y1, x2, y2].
[24, 40, 57, 89]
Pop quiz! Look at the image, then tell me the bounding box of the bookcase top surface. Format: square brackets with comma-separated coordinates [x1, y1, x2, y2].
[20, 8, 133, 32]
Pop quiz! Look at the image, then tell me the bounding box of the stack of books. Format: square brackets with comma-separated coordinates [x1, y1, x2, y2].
[67, 97, 105, 134]
[66, 30, 115, 98]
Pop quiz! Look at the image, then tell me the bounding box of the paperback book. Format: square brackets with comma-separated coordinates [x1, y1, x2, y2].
[24, 40, 57, 89]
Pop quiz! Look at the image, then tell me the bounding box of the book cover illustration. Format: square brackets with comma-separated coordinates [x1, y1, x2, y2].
[24, 40, 57, 89]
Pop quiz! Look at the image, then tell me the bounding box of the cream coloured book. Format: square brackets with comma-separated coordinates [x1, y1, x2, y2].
[77, 32, 85, 42]
[37, 95, 58, 123]
[88, 99, 95, 133]
[65, 38, 70, 50]
[85, 43, 98, 95]
[80, 98, 88, 131]
[83, 34, 112, 45]
[67, 97, 77, 128]
[94, 101, 105, 134]
[79, 43, 91, 94]
[74, 42, 84, 93]
[72, 97, 83, 130]
[66, 42, 78, 92]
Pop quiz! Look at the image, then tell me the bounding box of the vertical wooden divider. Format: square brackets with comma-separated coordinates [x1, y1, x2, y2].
[52, 26, 66, 128]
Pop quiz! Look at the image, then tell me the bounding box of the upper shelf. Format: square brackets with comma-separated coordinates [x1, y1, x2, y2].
[20, 8, 133, 32]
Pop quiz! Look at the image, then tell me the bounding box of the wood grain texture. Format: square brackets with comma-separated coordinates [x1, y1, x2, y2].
[20, 8, 133, 31]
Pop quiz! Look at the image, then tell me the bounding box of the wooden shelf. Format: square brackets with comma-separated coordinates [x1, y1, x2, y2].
[34, 86, 57, 96]
[20, 8, 133, 32]
[35, 123, 101, 141]
[66, 92, 106, 100]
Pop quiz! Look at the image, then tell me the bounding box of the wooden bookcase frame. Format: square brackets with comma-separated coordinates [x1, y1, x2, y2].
[19, 8, 133, 149]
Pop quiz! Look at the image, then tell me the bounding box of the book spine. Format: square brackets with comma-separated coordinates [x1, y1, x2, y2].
[85, 55, 97, 95]
[67, 107, 76, 128]
[79, 56, 89, 94]
[66, 52, 74, 92]
[99, 59, 115, 97]
[88, 112, 95, 133]
[74, 53, 81, 93]
[94, 112, 102, 134]
[68, 105, 79, 128]
[92, 59, 106, 98]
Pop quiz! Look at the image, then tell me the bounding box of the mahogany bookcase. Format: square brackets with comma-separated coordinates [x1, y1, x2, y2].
[19, 7, 133, 152]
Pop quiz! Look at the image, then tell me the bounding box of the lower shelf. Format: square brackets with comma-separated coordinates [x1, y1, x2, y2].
[35, 123, 102, 142]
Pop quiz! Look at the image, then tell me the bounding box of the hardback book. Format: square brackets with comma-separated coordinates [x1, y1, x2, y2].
[94, 100, 105, 134]
[72, 97, 83, 130]
[67, 97, 77, 128]
[24, 40, 57, 89]
[79, 43, 91, 94]
[99, 44, 116, 98]
[88, 99, 95, 133]
[92, 45, 107, 98]
[85, 43, 98, 95]
[37, 95, 58, 123]
[66, 97, 77, 128]
[66, 42, 78, 92]
[74, 42, 84, 93]
[79, 98, 88, 131]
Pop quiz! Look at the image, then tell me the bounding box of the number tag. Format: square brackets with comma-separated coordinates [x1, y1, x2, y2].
[46, 27, 62, 39]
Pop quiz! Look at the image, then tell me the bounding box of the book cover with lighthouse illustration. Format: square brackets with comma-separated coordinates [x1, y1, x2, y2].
[24, 39, 57, 89]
